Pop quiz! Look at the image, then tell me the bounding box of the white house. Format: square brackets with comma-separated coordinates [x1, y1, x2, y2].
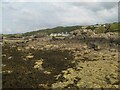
[50, 32, 69, 37]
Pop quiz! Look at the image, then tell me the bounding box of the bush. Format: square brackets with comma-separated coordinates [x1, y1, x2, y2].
[95, 26, 105, 34]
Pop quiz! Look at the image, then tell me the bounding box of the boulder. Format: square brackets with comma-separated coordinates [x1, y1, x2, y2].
[87, 42, 101, 51]
[34, 59, 44, 70]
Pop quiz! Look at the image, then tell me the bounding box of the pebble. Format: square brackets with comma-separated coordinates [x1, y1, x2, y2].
[26, 55, 34, 59]
[8, 56, 12, 60]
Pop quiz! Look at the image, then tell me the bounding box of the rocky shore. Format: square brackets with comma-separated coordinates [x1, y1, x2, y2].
[2, 28, 120, 89]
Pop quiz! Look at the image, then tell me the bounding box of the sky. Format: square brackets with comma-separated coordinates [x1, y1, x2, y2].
[1, 0, 119, 34]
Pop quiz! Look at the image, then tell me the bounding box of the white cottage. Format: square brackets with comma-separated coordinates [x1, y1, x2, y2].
[50, 32, 69, 37]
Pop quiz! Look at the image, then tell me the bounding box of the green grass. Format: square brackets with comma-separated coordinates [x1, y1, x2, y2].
[3, 22, 120, 37]
[94, 22, 119, 33]
[22, 26, 82, 36]
[109, 22, 119, 32]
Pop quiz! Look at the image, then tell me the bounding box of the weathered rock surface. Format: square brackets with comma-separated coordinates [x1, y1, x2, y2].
[2, 29, 119, 89]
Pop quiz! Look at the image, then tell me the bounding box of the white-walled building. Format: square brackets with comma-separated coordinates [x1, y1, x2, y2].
[50, 32, 69, 37]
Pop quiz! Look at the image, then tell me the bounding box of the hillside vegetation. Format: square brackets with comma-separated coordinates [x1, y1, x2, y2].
[3, 22, 119, 38]
[23, 22, 119, 36]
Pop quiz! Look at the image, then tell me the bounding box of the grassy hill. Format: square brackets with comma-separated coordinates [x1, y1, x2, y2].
[22, 26, 82, 36]
[3, 22, 119, 38]
[22, 22, 119, 36]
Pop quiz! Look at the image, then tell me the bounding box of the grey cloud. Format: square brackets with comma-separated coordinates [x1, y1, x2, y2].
[2, 2, 118, 34]
[68, 2, 118, 11]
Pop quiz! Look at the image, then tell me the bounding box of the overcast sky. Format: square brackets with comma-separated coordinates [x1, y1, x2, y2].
[1, 0, 119, 34]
